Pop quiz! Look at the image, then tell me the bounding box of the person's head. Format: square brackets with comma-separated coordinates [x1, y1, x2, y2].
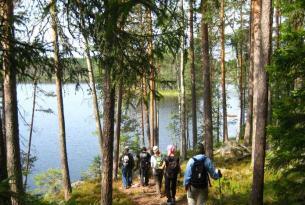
[195, 142, 205, 155]
[167, 144, 176, 156]
[152, 146, 159, 154]
[142, 147, 147, 152]
[124, 146, 129, 154]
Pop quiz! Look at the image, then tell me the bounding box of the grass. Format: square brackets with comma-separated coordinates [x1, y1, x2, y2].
[159, 89, 179, 97]
[36, 156, 303, 205]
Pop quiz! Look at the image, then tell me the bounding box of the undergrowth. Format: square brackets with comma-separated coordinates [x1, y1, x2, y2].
[29, 155, 303, 205]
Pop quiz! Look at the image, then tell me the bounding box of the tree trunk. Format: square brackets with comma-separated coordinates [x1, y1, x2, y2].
[179, 0, 187, 160]
[244, 0, 254, 147]
[50, 0, 72, 200]
[143, 77, 150, 148]
[251, 0, 272, 204]
[113, 83, 123, 180]
[238, 3, 244, 142]
[189, 0, 197, 148]
[140, 83, 145, 147]
[155, 107, 159, 146]
[147, 9, 155, 147]
[220, 0, 229, 143]
[84, 35, 103, 155]
[2, 1, 24, 204]
[201, 1, 213, 159]
[154, 90, 159, 146]
[77, 0, 103, 154]
[24, 81, 37, 190]
[100, 69, 115, 205]
[217, 94, 220, 143]
[76, 0, 103, 154]
[0, 87, 9, 205]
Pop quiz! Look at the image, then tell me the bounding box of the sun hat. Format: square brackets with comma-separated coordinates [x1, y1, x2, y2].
[153, 146, 159, 152]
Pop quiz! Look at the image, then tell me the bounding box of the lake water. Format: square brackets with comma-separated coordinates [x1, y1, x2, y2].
[17, 83, 240, 189]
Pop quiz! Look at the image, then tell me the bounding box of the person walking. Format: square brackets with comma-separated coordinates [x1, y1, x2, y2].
[120, 146, 134, 189]
[183, 143, 222, 205]
[139, 147, 151, 186]
[164, 145, 180, 205]
[150, 146, 165, 197]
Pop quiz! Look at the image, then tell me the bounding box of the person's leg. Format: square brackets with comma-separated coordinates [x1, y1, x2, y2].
[171, 177, 177, 203]
[187, 186, 197, 205]
[165, 176, 171, 202]
[159, 171, 163, 192]
[154, 174, 161, 194]
[140, 168, 144, 186]
[197, 188, 208, 205]
[144, 169, 149, 186]
[122, 168, 128, 189]
[128, 168, 133, 186]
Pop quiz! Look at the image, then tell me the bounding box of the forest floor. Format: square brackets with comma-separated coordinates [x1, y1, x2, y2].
[50, 157, 294, 205]
[113, 157, 283, 205]
[113, 157, 251, 205]
[116, 179, 187, 205]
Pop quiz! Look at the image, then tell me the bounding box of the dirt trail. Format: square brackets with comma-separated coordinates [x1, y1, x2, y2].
[118, 179, 187, 205]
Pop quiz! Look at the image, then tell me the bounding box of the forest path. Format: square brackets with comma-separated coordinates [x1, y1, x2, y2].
[118, 179, 187, 205]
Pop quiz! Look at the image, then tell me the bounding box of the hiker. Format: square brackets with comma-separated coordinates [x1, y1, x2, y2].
[150, 146, 165, 196]
[183, 143, 222, 205]
[120, 146, 135, 189]
[139, 147, 151, 186]
[164, 145, 181, 205]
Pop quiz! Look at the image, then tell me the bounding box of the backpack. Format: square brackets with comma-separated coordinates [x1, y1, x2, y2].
[155, 156, 163, 169]
[165, 156, 179, 178]
[190, 157, 208, 188]
[140, 152, 150, 169]
[122, 154, 130, 168]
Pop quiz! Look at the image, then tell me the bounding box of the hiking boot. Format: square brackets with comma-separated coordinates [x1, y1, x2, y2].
[166, 199, 172, 205]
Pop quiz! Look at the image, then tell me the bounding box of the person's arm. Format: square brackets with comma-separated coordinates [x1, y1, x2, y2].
[148, 153, 151, 168]
[204, 157, 221, 179]
[178, 158, 182, 175]
[160, 160, 166, 170]
[183, 158, 193, 190]
[129, 154, 135, 169]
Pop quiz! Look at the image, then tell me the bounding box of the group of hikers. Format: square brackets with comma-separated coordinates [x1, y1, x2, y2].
[119, 143, 222, 205]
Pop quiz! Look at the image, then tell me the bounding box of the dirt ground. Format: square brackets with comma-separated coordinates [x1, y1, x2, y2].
[118, 179, 188, 205]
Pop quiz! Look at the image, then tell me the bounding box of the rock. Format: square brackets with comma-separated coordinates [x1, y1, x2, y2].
[72, 180, 85, 188]
[215, 141, 251, 160]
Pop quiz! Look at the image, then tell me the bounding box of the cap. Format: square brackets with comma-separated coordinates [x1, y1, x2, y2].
[152, 146, 159, 152]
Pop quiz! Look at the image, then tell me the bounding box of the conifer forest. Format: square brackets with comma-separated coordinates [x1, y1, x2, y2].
[0, 0, 304, 204]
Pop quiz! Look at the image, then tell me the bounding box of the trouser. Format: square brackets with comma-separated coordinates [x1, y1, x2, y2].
[165, 175, 177, 202]
[153, 169, 163, 194]
[187, 185, 208, 205]
[122, 167, 132, 188]
[140, 168, 149, 186]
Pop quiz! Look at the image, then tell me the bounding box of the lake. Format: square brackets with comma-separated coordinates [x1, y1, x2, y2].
[17, 83, 240, 189]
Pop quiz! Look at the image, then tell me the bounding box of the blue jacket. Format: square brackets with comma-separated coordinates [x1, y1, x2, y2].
[183, 154, 220, 186]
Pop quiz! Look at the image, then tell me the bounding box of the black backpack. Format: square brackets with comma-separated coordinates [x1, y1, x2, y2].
[140, 152, 150, 169]
[165, 156, 179, 178]
[190, 157, 208, 188]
